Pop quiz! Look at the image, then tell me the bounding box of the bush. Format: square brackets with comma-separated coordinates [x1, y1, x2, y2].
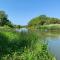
[0, 30, 55, 60]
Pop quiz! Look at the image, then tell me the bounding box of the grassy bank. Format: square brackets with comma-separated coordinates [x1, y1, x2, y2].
[0, 29, 55, 60]
[39, 24, 60, 31]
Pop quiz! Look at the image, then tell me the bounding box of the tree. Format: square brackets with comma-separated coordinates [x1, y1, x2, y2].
[28, 15, 47, 26]
[28, 15, 60, 28]
[0, 10, 14, 28]
[0, 11, 8, 26]
[14, 25, 21, 29]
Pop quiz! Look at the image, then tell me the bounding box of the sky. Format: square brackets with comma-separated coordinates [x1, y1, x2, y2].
[0, 0, 60, 25]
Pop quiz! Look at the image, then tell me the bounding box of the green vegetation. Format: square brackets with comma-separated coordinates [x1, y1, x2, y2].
[0, 11, 14, 28]
[0, 10, 57, 60]
[39, 24, 60, 31]
[0, 30, 55, 60]
[0, 10, 22, 29]
[14, 25, 22, 29]
[28, 15, 60, 30]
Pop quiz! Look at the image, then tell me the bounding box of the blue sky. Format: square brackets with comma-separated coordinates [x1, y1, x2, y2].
[0, 0, 60, 25]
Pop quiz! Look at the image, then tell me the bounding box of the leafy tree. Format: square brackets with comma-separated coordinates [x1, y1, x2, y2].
[14, 25, 21, 29]
[0, 11, 8, 26]
[0, 10, 14, 28]
[28, 15, 60, 27]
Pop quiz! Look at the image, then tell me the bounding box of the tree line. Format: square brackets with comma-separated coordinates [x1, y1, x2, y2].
[1, 10, 60, 29]
[28, 15, 60, 27]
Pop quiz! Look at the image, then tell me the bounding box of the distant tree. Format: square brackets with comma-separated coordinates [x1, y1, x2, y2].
[28, 15, 60, 27]
[15, 25, 21, 29]
[28, 15, 47, 26]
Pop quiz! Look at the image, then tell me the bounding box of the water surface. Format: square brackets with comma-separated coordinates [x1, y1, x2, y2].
[38, 31, 60, 60]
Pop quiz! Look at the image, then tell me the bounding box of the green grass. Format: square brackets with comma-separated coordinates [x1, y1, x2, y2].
[0, 29, 56, 60]
[39, 24, 60, 31]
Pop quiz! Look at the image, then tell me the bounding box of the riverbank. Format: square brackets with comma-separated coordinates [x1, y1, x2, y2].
[0, 29, 55, 60]
[28, 24, 60, 32]
[39, 24, 60, 31]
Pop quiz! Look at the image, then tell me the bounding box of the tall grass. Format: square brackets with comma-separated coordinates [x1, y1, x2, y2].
[39, 24, 60, 31]
[0, 30, 55, 60]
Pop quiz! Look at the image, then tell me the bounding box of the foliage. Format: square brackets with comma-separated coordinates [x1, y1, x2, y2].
[39, 24, 60, 31]
[0, 10, 14, 28]
[28, 15, 60, 29]
[0, 30, 55, 60]
[14, 25, 22, 29]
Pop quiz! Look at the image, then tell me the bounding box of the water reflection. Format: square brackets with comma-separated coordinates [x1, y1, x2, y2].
[41, 32, 60, 60]
[16, 28, 28, 32]
[48, 37, 60, 60]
